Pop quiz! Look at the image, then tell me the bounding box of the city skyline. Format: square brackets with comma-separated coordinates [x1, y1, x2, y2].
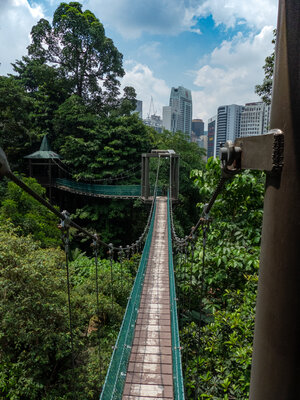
[0, 0, 278, 122]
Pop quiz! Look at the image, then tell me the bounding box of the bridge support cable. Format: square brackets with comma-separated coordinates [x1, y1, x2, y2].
[0, 148, 163, 395]
[99, 199, 157, 399]
[92, 238, 103, 382]
[51, 157, 141, 184]
[167, 193, 185, 400]
[60, 215, 76, 395]
[99, 158, 163, 399]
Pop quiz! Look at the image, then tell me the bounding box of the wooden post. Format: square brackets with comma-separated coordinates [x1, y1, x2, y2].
[249, 1, 300, 398]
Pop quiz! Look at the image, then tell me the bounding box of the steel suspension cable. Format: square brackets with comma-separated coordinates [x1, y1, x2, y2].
[92, 238, 103, 383]
[61, 222, 76, 391]
[5, 168, 156, 253]
[52, 157, 141, 183]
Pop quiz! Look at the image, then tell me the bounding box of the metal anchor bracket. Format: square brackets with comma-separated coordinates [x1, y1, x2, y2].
[220, 129, 284, 175]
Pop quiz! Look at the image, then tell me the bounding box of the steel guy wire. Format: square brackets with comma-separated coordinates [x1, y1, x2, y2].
[51, 157, 141, 183]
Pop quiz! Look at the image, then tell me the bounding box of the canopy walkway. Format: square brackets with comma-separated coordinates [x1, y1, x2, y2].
[55, 178, 162, 199]
[101, 196, 184, 399]
[1, 6, 299, 394]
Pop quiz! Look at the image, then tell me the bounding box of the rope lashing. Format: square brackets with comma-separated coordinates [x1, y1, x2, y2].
[59, 211, 76, 381]
[109, 243, 114, 312]
[92, 235, 102, 379]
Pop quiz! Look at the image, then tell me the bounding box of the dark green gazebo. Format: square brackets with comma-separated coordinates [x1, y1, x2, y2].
[24, 135, 60, 200]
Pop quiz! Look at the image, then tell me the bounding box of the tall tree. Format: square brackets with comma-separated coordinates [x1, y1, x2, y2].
[0, 76, 34, 169]
[255, 29, 276, 105]
[27, 2, 124, 113]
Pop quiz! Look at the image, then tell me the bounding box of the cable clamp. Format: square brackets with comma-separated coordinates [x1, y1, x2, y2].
[220, 140, 242, 178]
[59, 210, 71, 230]
[201, 203, 210, 220]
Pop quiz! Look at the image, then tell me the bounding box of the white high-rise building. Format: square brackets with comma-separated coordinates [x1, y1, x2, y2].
[143, 114, 163, 133]
[216, 104, 244, 156]
[240, 102, 271, 137]
[162, 106, 178, 132]
[163, 86, 192, 136]
[207, 115, 217, 158]
[134, 100, 143, 119]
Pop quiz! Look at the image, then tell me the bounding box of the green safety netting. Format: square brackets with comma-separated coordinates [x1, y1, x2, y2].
[99, 199, 157, 400]
[167, 192, 185, 400]
[55, 178, 162, 197]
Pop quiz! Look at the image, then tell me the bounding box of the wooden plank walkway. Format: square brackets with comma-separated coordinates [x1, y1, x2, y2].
[123, 197, 173, 399]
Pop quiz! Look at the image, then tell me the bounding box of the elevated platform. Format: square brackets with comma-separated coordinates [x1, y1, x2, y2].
[55, 178, 163, 200]
[123, 198, 173, 399]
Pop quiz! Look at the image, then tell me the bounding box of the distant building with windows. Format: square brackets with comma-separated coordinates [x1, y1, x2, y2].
[143, 114, 163, 133]
[163, 86, 192, 137]
[162, 106, 177, 132]
[216, 104, 244, 156]
[207, 115, 217, 158]
[133, 100, 143, 119]
[192, 119, 204, 137]
[240, 102, 271, 137]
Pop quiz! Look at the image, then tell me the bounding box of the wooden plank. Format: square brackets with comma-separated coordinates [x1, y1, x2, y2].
[122, 198, 174, 399]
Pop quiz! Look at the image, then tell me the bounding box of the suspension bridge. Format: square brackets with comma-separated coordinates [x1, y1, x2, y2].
[0, 2, 299, 398]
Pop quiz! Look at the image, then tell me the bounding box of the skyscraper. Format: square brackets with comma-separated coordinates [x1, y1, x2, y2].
[216, 104, 244, 156]
[132, 100, 143, 119]
[164, 86, 192, 136]
[239, 102, 271, 137]
[162, 106, 178, 132]
[192, 119, 204, 137]
[207, 115, 217, 158]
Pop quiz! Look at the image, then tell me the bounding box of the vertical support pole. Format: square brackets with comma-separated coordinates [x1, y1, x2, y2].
[249, 1, 300, 399]
[141, 154, 145, 198]
[49, 160, 52, 203]
[145, 156, 150, 199]
[174, 156, 179, 200]
[171, 157, 176, 200]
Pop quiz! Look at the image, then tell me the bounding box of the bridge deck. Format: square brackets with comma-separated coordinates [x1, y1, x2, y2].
[123, 197, 173, 399]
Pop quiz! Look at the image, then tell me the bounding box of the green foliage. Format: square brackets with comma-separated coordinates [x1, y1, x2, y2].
[176, 158, 265, 399]
[0, 176, 61, 248]
[0, 76, 34, 170]
[0, 223, 69, 399]
[27, 2, 124, 113]
[0, 222, 138, 399]
[255, 29, 276, 105]
[55, 107, 151, 181]
[152, 129, 206, 234]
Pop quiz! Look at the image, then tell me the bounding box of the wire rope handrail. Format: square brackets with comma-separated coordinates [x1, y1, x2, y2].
[99, 198, 157, 400]
[167, 190, 185, 400]
[51, 157, 141, 183]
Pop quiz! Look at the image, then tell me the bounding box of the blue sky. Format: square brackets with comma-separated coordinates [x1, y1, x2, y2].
[0, 0, 278, 126]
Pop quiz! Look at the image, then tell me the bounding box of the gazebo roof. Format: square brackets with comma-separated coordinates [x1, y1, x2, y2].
[24, 135, 60, 159]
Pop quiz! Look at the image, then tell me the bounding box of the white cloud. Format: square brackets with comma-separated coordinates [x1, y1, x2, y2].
[192, 26, 274, 121]
[0, 0, 44, 75]
[86, 0, 203, 38]
[196, 0, 277, 30]
[137, 42, 161, 61]
[86, 0, 277, 38]
[121, 62, 170, 118]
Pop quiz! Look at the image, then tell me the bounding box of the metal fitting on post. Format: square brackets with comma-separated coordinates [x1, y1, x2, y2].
[220, 141, 242, 178]
[0, 147, 11, 179]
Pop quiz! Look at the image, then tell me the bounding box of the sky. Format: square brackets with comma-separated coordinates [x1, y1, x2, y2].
[0, 0, 278, 126]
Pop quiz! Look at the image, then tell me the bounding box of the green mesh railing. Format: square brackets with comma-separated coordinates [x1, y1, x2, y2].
[99, 199, 157, 400]
[167, 191, 185, 400]
[56, 178, 141, 197]
[55, 178, 162, 197]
